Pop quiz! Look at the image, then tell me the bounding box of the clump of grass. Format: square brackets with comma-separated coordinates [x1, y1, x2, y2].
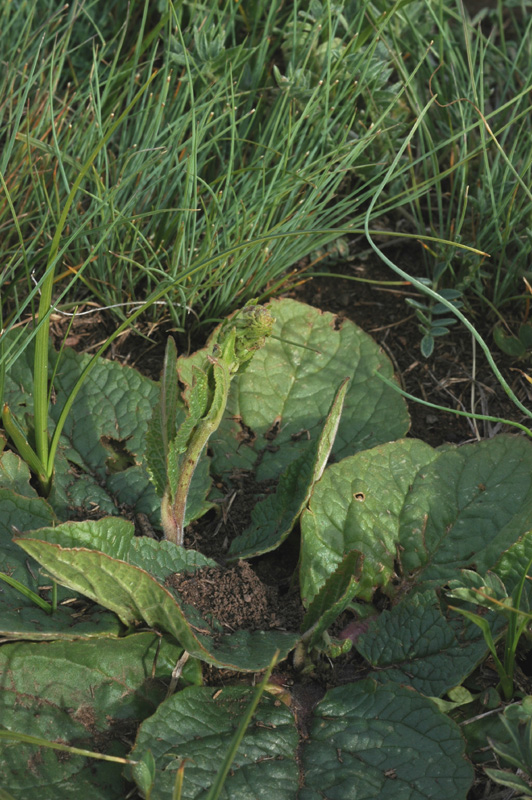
[380, 0, 532, 350]
[1, 0, 419, 345]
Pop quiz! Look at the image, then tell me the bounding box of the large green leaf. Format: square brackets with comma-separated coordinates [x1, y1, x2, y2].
[300, 680, 474, 799]
[227, 378, 349, 560]
[14, 516, 217, 576]
[204, 299, 409, 482]
[300, 439, 437, 604]
[0, 633, 194, 799]
[399, 436, 532, 586]
[127, 536, 218, 582]
[1, 517, 207, 640]
[2, 333, 211, 525]
[127, 686, 299, 799]
[0, 464, 119, 640]
[0, 488, 55, 589]
[354, 590, 489, 697]
[15, 520, 299, 671]
[0, 599, 121, 642]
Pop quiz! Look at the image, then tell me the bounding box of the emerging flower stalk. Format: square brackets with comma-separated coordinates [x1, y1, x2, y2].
[146, 303, 275, 545]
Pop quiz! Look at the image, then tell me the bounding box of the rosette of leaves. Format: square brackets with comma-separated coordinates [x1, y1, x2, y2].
[5, 299, 531, 798]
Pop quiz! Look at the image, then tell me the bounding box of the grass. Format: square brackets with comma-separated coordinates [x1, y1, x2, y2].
[1, 0, 532, 368]
[1, 4, 532, 796]
[380, 0, 532, 334]
[1, 0, 415, 346]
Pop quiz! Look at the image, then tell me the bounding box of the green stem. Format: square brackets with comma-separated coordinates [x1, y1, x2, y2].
[0, 730, 138, 765]
[363, 99, 532, 423]
[374, 374, 532, 439]
[162, 358, 229, 545]
[159, 305, 274, 545]
[0, 572, 52, 614]
[1, 403, 48, 482]
[203, 651, 279, 800]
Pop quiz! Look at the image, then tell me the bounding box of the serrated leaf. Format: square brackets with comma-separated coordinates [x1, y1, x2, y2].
[205, 299, 409, 482]
[0, 450, 44, 499]
[127, 686, 299, 800]
[301, 550, 363, 648]
[300, 439, 437, 604]
[145, 405, 168, 498]
[354, 591, 489, 697]
[127, 536, 218, 582]
[493, 529, 532, 605]
[15, 522, 299, 671]
[0, 634, 188, 799]
[166, 368, 211, 497]
[16, 517, 216, 580]
[399, 436, 532, 586]
[145, 337, 189, 497]
[228, 378, 349, 560]
[2, 331, 161, 520]
[161, 336, 180, 449]
[300, 679, 474, 799]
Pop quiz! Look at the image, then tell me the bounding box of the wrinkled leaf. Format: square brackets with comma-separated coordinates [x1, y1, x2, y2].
[205, 299, 409, 482]
[2, 333, 211, 525]
[493, 528, 532, 605]
[228, 378, 349, 560]
[0, 451, 46, 500]
[15, 517, 217, 578]
[127, 686, 299, 799]
[446, 569, 511, 610]
[399, 436, 532, 586]
[0, 471, 121, 640]
[3, 516, 210, 640]
[0, 634, 191, 799]
[145, 336, 181, 496]
[300, 439, 437, 604]
[127, 536, 217, 582]
[355, 590, 490, 697]
[16, 521, 299, 671]
[300, 679, 474, 799]
[0, 488, 56, 588]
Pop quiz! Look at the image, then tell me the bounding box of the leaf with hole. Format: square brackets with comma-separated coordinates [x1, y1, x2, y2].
[300, 439, 437, 604]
